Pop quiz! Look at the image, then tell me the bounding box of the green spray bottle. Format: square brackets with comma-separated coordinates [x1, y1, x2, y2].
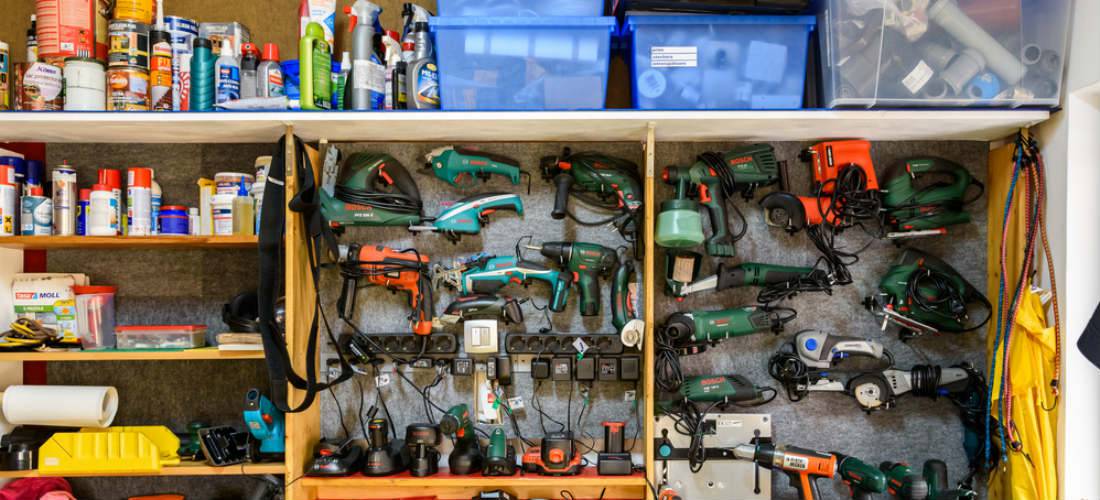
[299, 22, 332, 110]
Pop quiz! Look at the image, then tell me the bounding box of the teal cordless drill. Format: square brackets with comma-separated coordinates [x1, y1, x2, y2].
[424, 146, 523, 186]
[439, 404, 483, 475]
[656, 144, 780, 257]
[525, 241, 618, 316]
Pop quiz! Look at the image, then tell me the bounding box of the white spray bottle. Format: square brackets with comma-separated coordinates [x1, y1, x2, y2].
[382, 34, 403, 110]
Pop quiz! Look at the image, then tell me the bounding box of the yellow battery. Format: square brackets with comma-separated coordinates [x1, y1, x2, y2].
[38, 426, 181, 474]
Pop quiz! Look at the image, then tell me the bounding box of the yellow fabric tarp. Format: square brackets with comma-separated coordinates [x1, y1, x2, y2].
[985, 141, 1058, 500]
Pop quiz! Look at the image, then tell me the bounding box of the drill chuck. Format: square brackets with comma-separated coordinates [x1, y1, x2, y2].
[439, 414, 459, 435]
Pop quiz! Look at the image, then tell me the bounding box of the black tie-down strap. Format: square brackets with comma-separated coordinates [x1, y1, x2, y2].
[258, 136, 352, 413]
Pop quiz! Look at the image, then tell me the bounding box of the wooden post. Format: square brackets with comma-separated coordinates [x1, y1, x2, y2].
[643, 122, 657, 499]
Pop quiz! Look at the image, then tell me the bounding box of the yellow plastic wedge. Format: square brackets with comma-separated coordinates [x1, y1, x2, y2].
[39, 426, 181, 474]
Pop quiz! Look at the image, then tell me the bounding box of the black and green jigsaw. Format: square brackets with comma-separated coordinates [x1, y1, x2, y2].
[880, 158, 983, 240]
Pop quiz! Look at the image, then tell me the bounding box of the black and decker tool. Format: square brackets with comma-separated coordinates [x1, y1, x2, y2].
[337, 244, 433, 335]
[732, 439, 837, 500]
[762, 139, 880, 233]
[522, 432, 583, 476]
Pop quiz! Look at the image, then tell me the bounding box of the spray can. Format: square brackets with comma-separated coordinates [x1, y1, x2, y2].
[25, 161, 44, 196]
[88, 184, 118, 236]
[189, 37, 215, 111]
[21, 185, 52, 236]
[97, 169, 122, 235]
[258, 43, 284, 98]
[240, 42, 259, 99]
[63, 57, 106, 110]
[75, 188, 90, 235]
[0, 183, 17, 237]
[27, 16, 38, 62]
[406, 22, 439, 110]
[127, 167, 152, 236]
[52, 164, 77, 236]
[151, 174, 161, 235]
[166, 16, 198, 111]
[36, 0, 96, 59]
[149, 29, 172, 111]
[0, 42, 9, 111]
[214, 38, 239, 107]
[299, 22, 332, 110]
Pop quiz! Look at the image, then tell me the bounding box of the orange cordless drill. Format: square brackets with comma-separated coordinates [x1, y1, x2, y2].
[338, 243, 434, 335]
[732, 441, 837, 500]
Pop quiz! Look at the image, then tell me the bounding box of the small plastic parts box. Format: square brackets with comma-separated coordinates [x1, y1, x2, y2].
[437, 0, 604, 17]
[431, 16, 616, 110]
[817, 0, 1071, 108]
[624, 15, 816, 109]
[115, 325, 207, 349]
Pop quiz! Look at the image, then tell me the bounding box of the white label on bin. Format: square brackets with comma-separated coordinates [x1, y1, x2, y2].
[902, 60, 934, 95]
[651, 46, 697, 68]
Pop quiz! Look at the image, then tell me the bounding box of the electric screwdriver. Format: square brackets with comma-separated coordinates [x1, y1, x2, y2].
[439, 404, 483, 475]
[732, 441, 837, 500]
[836, 453, 887, 500]
[526, 241, 618, 316]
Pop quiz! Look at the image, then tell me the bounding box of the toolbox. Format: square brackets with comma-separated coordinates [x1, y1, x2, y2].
[624, 15, 815, 110]
[437, 0, 604, 17]
[115, 325, 207, 349]
[431, 17, 616, 110]
[817, 0, 1071, 108]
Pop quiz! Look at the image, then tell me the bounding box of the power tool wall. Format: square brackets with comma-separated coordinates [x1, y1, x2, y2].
[319, 142, 645, 451]
[656, 141, 989, 499]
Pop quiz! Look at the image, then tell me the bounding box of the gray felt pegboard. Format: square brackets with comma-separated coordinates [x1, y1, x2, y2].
[654, 141, 989, 500]
[316, 142, 649, 456]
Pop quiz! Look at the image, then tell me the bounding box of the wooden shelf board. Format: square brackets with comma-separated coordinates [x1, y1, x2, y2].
[0, 110, 1049, 143]
[300, 468, 647, 488]
[0, 347, 265, 362]
[0, 461, 285, 478]
[0, 235, 258, 250]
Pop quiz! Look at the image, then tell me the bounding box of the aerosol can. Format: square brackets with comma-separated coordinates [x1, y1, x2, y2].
[406, 22, 439, 110]
[347, 0, 383, 110]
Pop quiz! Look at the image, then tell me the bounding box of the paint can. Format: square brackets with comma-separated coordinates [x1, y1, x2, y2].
[159, 205, 189, 235]
[76, 188, 90, 235]
[52, 164, 77, 236]
[88, 184, 118, 236]
[63, 57, 106, 110]
[16, 62, 64, 111]
[0, 184, 17, 237]
[149, 30, 172, 111]
[113, 0, 155, 25]
[35, 0, 96, 59]
[215, 172, 254, 196]
[97, 169, 122, 234]
[108, 19, 149, 69]
[212, 193, 235, 236]
[0, 42, 9, 111]
[21, 186, 52, 236]
[165, 16, 197, 111]
[106, 66, 149, 111]
[126, 167, 152, 236]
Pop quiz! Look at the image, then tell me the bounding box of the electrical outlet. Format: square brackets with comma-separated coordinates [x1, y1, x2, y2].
[412, 358, 433, 369]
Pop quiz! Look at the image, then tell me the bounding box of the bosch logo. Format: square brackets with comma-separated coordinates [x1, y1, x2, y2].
[699, 377, 725, 386]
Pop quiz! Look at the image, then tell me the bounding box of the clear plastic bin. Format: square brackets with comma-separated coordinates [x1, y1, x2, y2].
[431, 17, 616, 110]
[115, 325, 207, 350]
[74, 285, 117, 350]
[818, 0, 1070, 108]
[624, 15, 815, 109]
[437, 0, 604, 17]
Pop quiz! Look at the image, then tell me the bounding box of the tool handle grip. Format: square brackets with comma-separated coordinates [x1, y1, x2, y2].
[549, 273, 573, 312]
[701, 182, 734, 257]
[577, 272, 601, 317]
[611, 260, 634, 330]
[551, 174, 575, 220]
[794, 472, 821, 500]
[852, 490, 875, 500]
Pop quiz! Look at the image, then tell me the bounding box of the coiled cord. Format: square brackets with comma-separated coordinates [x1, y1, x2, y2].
[756, 269, 834, 306]
[903, 267, 992, 333]
[768, 348, 809, 402]
[698, 152, 749, 243]
[655, 325, 685, 393]
[334, 184, 422, 215]
[909, 365, 943, 398]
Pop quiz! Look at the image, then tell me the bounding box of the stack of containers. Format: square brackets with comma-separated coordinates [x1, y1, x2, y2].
[430, 0, 615, 110]
[105, 2, 157, 111]
[622, 12, 815, 109]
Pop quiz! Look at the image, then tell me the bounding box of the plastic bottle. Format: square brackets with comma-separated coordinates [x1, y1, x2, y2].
[299, 22, 332, 110]
[336, 52, 350, 110]
[212, 193, 235, 236]
[126, 168, 153, 236]
[258, 43, 284, 98]
[88, 185, 118, 237]
[233, 184, 255, 236]
[188, 207, 200, 235]
[27, 15, 37, 63]
[382, 31, 403, 110]
[75, 188, 90, 236]
[151, 175, 162, 235]
[215, 39, 241, 106]
[240, 42, 259, 99]
[406, 22, 439, 110]
[348, 0, 384, 111]
[190, 37, 215, 111]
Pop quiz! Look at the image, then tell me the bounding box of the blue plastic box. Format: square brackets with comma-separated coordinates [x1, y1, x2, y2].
[437, 0, 603, 17]
[431, 17, 616, 110]
[624, 15, 815, 109]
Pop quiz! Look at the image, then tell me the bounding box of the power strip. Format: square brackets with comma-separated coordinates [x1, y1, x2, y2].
[505, 333, 625, 355]
[350, 333, 459, 356]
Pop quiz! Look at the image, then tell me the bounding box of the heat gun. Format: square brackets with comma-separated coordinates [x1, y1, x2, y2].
[732, 441, 837, 500]
[337, 243, 433, 335]
[439, 404, 483, 475]
[525, 241, 618, 316]
[424, 146, 524, 187]
[243, 389, 285, 456]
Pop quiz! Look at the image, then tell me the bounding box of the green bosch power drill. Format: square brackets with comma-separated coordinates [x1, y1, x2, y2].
[922, 460, 977, 499]
[880, 158, 981, 239]
[525, 241, 618, 316]
[424, 146, 524, 187]
[836, 453, 887, 500]
[439, 404, 483, 475]
[881, 462, 930, 500]
[661, 306, 788, 352]
[656, 144, 780, 257]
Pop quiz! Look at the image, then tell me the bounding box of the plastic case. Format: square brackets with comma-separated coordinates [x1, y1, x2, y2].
[431, 17, 616, 110]
[115, 325, 207, 349]
[818, 0, 1071, 108]
[625, 15, 816, 110]
[437, 0, 604, 17]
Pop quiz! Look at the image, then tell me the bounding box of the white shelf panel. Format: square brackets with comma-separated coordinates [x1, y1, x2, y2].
[0, 110, 1049, 144]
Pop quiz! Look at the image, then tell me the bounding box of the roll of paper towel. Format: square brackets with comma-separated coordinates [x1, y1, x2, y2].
[1, 386, 119, 428]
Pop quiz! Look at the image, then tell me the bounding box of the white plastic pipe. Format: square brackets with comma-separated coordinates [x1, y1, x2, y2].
[1, 385, 118, 428]
[928, 0, 1026, 85]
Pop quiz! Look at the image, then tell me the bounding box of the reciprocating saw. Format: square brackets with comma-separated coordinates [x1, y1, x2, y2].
[338, 244, 434, 335]
[670, 261, 828, 301]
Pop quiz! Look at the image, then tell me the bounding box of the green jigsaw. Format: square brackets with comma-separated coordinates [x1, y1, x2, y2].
[881, 158, 983, 240]
[321, 152, 424, 229]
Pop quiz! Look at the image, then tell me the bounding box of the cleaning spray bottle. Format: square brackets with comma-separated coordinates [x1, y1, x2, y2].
[258, 43, 284, 98]
[215, 39, 241, 107]
[347, 0, 384, 110]
[299, 22, 332, 110]
[382, 31, 403, 110]
[402, 3, 431, 45]
[406, 22, 439, 110]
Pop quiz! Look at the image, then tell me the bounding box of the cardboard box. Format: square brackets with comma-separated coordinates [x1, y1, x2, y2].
[12, 273, 90, 341]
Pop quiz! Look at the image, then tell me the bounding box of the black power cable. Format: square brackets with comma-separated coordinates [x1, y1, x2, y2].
[697, 152, 749, 244]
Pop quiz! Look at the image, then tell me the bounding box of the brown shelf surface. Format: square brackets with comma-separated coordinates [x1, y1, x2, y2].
[303, 468, 647, 499]
[0, 461, 285, 478]
[0, 235, 258, 250]
[0, 347, 265, 362]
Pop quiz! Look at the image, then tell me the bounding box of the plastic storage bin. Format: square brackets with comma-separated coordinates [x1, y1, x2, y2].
[74, 285, 117, 350]
[437, 0, 603, 17]
[431, 17, 615, 110]
[624, 15, 815, 110]
[115, 325, 207, 349]
[818, 0, 1071, 108]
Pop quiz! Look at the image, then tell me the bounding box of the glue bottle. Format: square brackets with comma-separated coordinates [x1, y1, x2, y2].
[299, 22, 332, 110]
[215, 39, 241, 106]
[406, 22, 439, 110]
[348, 0, 384, 110]
[232, 183, 254, 236]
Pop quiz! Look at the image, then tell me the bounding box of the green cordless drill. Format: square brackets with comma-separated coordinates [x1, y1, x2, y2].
[922, 460, 977, 500]
[525, 241, 618, 316]
[836, 453, 887, 500]
[881, 462, 930, 500]
[661, 306, 788, 352]
[881, 158, 981, 239]
[671, 261, 821, 297]
[424, 146, 523, 186]
[483, 428, 517, 476]
[656, 144, 780, 257]
[439, 404, 483, 475]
